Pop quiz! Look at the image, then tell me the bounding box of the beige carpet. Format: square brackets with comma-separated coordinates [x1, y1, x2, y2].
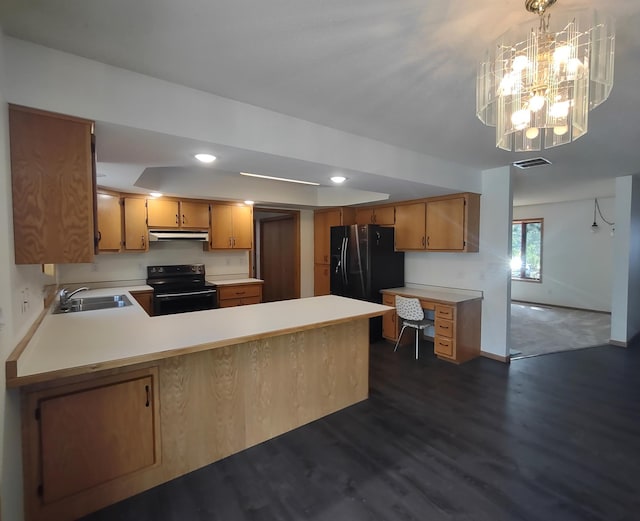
[510, 302, 611, 359]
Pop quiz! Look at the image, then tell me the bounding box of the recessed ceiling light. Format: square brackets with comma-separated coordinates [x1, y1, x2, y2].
[195, 153, 216, 163]
[149, 192, 163, 198]
[240, 172, 320, 186]
[330, 176, 346, 184]
[244, 200, 255, 205]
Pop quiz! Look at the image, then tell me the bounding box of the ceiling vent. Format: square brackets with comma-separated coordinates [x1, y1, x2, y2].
[512, 157, 552, 169]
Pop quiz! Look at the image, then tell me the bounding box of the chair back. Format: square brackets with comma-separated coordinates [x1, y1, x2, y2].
[395, 296, 424, 321]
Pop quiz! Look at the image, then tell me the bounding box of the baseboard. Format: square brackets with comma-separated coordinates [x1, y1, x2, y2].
[480, 351, 510, 363]
[511, 299, 610, 315]
[609, 339, 627, 347]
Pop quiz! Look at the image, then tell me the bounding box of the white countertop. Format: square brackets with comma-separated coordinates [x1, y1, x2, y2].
[381, 286, 483, 304]
[10, 288, 390, 387]
[209, 278, 263, 286]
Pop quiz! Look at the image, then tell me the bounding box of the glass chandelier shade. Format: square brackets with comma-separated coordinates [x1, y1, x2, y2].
[476, 3, 615, 152]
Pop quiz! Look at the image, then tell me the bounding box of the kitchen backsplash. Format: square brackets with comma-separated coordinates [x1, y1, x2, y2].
[58, 241, 250, 284]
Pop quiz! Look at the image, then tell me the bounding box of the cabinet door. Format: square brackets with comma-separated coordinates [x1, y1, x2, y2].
[210, 204, 233, 248]
[355, 208, 374, 225]
[394, 202, 426, 250]
[147, 199, 180, 228]
[96, 193, 122, 252]
[313, 212, 329, 263]
[123, 197, 148, 251]
[232, 205, 253, 249]
[314, 264, 330, 295]
[10, 105, 95, 264]
[38, 374, 157, 504]
[180, 201, 210, 229]
[374, 206, 396, 225]
[426, 197, 465, 251]
[382, 294, 398, 340]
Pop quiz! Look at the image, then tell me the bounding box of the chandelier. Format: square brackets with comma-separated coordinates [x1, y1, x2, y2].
[476, 0, 615, 152]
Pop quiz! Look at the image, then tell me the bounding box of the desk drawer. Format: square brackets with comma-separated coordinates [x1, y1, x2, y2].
[382, 294, 395, 307]
[435, 304, 454, 320]
[434, 337, 454, 358]
[435, 319, 454, 338]
[219, 296, 262, 307]
[219, 284, 262, 301]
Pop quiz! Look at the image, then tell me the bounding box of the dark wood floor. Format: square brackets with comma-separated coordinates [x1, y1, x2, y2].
[81, 340, 640, 521]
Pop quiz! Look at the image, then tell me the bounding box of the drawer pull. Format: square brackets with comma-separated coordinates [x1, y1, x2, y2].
[235, 291, 246, 295]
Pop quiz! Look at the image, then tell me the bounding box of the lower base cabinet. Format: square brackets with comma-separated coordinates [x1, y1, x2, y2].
[22, 367, 160, 521]
[130, 289, 154, 316]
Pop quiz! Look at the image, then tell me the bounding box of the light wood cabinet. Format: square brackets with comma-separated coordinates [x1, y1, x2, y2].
[130, 290, 154, 316]
[314, 264, 331, 296]
[96, 192, 122, 252]
[123, 197, 148, 251]
[9, 105, 96, 264]
[395, 193, 480, 252]
[394, 202, 426, 250]
[382, 294, 398, 341]
[147, 199, 210, 229]
[355, 206, 395, 226]
[313, 207, 355, 296]
[21, 368, 160, 521]
[210, 204, 253, 249]
[218, 282, 263, 307]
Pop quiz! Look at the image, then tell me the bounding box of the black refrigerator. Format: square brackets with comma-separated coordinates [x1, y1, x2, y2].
[330, 224, 404, 339]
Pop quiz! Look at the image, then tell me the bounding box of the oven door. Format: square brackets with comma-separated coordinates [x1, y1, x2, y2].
[153, 288, 219, 316]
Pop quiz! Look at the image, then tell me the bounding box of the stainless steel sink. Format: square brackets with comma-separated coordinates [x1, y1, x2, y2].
[53, 294, 132, 314]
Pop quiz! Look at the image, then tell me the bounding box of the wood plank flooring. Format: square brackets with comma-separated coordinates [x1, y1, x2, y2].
[81, 340, 640, 521]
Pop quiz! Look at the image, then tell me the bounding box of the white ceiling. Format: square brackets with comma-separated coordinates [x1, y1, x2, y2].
[2, 0, 640, 207]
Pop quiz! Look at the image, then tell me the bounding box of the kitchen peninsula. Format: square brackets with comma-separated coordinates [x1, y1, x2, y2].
[7, 290, 391, 521]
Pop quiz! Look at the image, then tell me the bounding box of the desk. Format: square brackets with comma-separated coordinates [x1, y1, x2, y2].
[381, 287, 482, 364]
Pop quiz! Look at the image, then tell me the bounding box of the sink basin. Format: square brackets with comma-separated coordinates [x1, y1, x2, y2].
[53, 294, 132, 314]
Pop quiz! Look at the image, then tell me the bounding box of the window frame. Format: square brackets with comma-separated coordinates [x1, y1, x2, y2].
[512, 218, 543, 283]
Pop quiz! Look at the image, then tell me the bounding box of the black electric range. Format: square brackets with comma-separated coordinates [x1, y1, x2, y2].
[146, 264, 218, 316]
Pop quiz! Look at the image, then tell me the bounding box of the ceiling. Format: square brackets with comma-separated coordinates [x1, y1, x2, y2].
[2, 0, 640, 207]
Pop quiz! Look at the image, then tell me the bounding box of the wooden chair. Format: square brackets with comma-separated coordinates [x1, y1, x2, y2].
[394, 296, 434, 359]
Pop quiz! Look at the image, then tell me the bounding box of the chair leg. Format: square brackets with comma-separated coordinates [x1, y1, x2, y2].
[415, 328, 419, 359]
[394, 324, 408, 352]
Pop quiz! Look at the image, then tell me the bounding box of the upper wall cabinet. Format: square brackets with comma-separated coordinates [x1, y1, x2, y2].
[394, 193, 480, 253]
[147, 199, 210, 229]
[355, 206, 395, 226]
[122, 197, 148, 252]
[10, 105, 96, 264]
[209, 204, 253, 249]
[96, 192, 122, 252]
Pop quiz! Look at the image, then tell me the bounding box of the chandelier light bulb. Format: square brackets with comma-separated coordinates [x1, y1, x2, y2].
[511, 109, 531, 129]
[549, 101, 570, 118]
[553, 125, 569, 136]
[512, 55, 529, 72]
[553, 45, 571, 64]
[529, 95, 546, 112]
[525, 127, 540, 139]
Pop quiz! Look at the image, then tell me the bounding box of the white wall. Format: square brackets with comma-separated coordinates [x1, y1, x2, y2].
[611, 175, 640, 343]
[405, 167, 513, 358]
[512, 197, 614, 312]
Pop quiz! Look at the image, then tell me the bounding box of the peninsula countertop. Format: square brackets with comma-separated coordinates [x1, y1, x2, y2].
[7, 289, 391, 388]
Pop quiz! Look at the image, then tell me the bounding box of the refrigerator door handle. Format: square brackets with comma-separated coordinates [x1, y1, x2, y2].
[342, 237, 349, 286]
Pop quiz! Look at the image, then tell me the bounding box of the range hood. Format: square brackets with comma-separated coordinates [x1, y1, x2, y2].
[148, 230, 209, 242]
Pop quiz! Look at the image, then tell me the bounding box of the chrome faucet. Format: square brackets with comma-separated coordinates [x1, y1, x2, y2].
[59, 287, 89, 307]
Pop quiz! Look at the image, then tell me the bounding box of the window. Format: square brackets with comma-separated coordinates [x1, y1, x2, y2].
[511, 219, 542, 281]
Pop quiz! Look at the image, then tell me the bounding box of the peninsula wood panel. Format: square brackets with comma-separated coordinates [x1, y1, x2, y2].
[10, 105, 95, 264]
[19, 319, 369, 521]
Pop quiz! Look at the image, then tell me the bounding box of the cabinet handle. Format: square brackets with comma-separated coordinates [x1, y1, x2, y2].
[182, 214, 186, 224]
[235, 290, 246, 295]
[232, 237, 236, 247]
[175, 214, 179, 224]
[97, 230, 102, 242]
[422, 236, 425, 247]
[427, 236, 430, 247]
[145, 385, 150, 407]
[228, 237, 232, 247]
[141, 235, 146, 248]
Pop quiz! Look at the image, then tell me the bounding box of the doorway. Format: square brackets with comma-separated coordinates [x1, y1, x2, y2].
[254, 209, 300, 302]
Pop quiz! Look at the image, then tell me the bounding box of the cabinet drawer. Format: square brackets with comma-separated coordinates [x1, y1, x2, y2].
[219, 284, 262, 300]
[435, 305, 454, 320]
[382, 294, 395, 307]
[435, 319, 454, 338]
[434, 337, 454, 358]
[219, 296, 262, 307]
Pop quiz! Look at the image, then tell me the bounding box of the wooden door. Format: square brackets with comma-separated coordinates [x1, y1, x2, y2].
[426, 197, 465, 250]
[39, 375, 156, 504]
[123, 197, 148, 251]
[314, 264, 330, 296]
[260, 216, 296, 302]
[210, 204, 233, 248]
[232, 206, 253, 249]
[96, 193, 122, 252]
[147, 199, 179, 228]
[10, 105, 95, 264]
[394, 202, 426, 250]
[313, 211, 329, 263]
[180, 201, 210, 229]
